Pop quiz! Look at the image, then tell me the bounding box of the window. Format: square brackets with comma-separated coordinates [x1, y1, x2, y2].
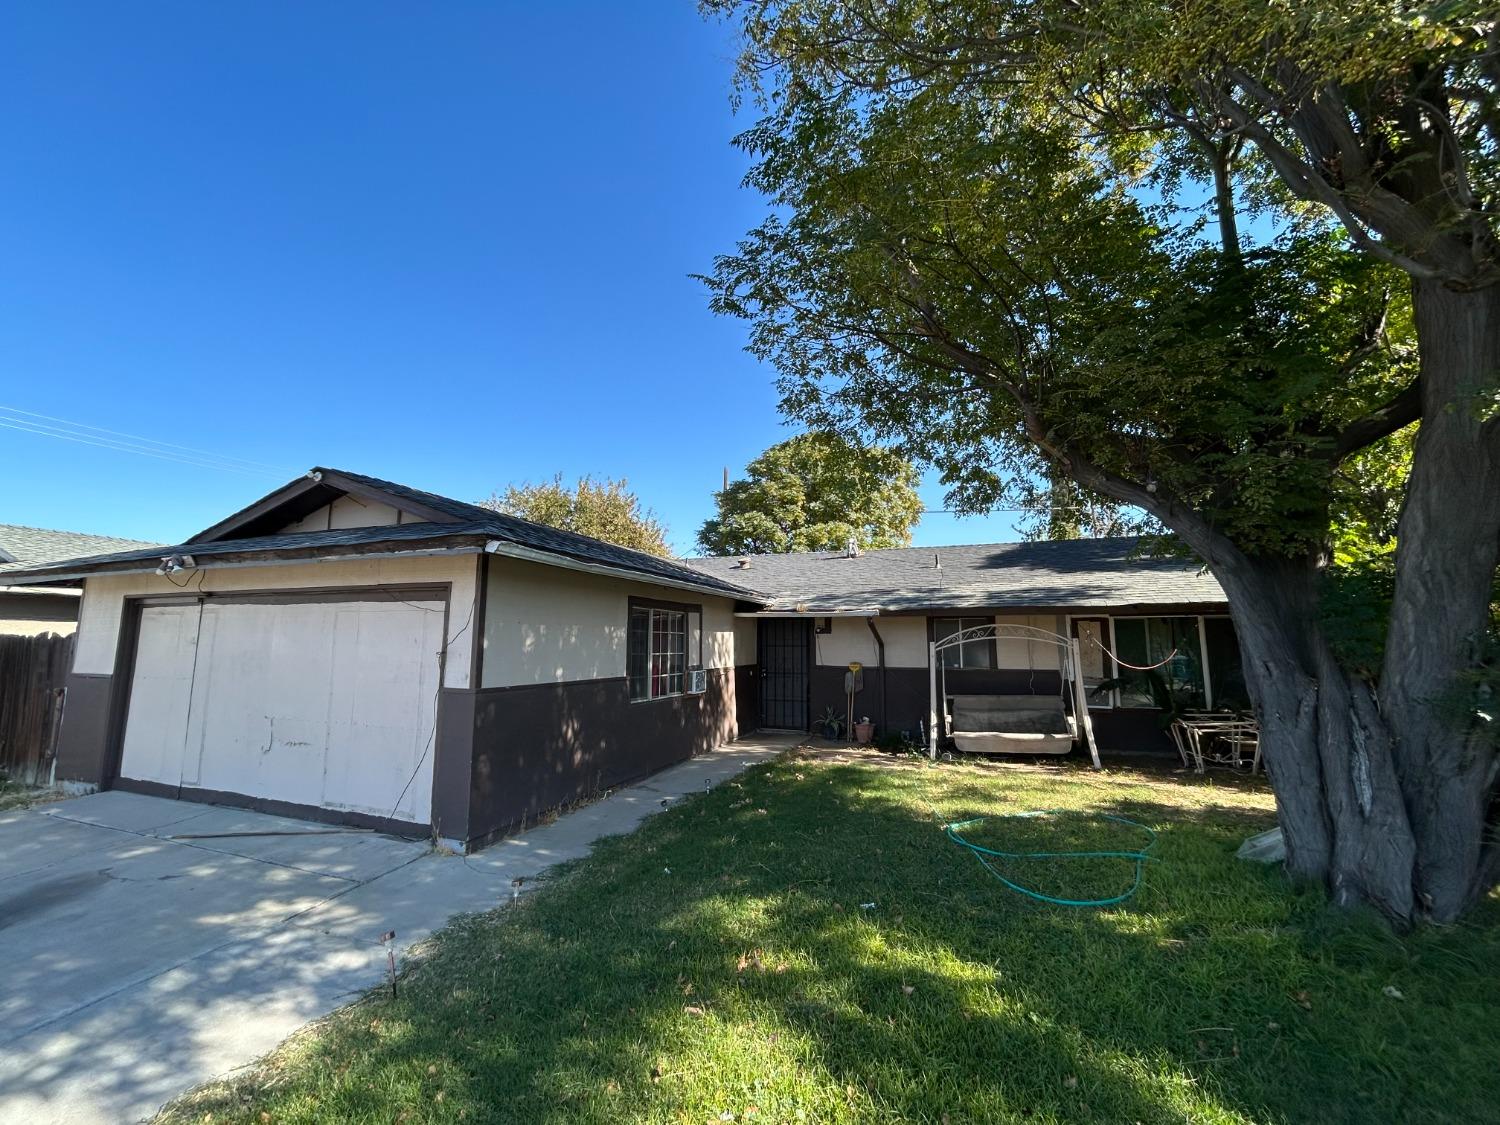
[1110, 617, 1206, 709]
[1203, 616, 1248, 710]
[628, 602, 694, 701]
[1073, 618, 1112, 708]
[934, 617, 994, 669]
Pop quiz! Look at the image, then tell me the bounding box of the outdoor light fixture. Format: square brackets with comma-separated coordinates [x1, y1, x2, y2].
[154, 553, 196, 576]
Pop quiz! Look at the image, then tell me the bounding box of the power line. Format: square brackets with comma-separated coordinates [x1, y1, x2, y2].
[0, 405, 294, 478]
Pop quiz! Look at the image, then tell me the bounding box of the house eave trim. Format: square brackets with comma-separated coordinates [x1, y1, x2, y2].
[3, 544, 489, 584]
[483, 540, 757, 603]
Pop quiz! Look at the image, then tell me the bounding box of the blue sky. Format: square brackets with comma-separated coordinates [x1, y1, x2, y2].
[0, 2, 1023, 554]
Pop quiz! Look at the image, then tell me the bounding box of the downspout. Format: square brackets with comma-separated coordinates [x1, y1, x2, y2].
[865, 617, 886, 734]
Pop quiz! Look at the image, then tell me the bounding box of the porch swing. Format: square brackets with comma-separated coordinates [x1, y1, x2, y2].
[927, 623, 1100, 767]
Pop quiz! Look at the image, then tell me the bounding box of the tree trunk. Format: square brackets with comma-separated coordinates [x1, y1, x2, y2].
[1380, 282, 1500, 921]
[1210, 556, 1419, 921]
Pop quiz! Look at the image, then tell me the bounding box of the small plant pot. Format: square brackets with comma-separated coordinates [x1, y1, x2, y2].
[853, 721, 875, 745]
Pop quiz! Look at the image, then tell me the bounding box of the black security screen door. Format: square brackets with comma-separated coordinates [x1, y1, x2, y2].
[759, 618, 811, 730]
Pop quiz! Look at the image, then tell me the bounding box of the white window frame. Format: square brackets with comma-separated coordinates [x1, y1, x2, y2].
[628, 602, 696, 702]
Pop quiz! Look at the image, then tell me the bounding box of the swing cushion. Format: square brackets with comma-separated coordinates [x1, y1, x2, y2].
[948, 695, 1074, 755]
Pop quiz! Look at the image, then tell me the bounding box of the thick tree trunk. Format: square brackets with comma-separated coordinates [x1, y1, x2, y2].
[1210, 557, 1418, 920]
[1381, 282, 1500, 921]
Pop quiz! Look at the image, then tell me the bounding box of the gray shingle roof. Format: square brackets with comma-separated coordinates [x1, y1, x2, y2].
[0, 524, 159, 571]
[685, 538, 1226, 612]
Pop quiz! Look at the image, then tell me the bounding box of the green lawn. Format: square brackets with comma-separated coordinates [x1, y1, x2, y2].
[162, 753, 1500, 1125]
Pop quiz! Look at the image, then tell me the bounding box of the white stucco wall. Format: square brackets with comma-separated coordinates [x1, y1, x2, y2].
[480, 555, 739, 688]
[814, 616, 928, 668]
[994, 613, 1066, 671]
[279, 495, 403, 533]
[733, 616, 758, 666]
[812, 613, 1067, 670]
[72, 553, 481, 688]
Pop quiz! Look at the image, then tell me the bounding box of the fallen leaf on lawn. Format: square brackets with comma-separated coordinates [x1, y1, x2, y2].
[1063, 1075, 1079, 1089]
[1383, 985, 1405, 1001]
[901, 984, 915, 996]
[607, 1079, 620, 1092]
[1267, 1020, 1281, 1032]
[427, 1064, 438, 1075]
[1292, 991, 1313, 1011]
[775, 963, 788, 973]
[684, 1005, 705, 1016]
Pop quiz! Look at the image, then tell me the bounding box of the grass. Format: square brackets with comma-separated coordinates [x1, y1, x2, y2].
[160, 753, 1500, 1125]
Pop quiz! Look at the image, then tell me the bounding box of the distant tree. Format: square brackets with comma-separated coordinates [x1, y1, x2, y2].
[483, 474, 671, 557]
[697, 432, 922, 555]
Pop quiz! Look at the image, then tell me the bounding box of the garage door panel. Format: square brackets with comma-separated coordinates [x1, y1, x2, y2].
[119, 605, 201, 786]
[119, 595, 445, 826]
[321, 602, 443, 821]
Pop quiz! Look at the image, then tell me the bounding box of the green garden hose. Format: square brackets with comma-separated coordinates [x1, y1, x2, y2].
[944, 811, 1156, 907]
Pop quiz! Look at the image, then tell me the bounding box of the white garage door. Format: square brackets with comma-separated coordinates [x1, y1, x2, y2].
[118, 595, 446, 825]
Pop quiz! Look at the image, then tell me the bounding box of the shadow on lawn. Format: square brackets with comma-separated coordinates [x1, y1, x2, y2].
[165, 761, 1496, 1125]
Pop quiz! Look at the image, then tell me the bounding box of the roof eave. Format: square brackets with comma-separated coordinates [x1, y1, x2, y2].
[484, 540, 762, 604]
[0, 535, 495, 585]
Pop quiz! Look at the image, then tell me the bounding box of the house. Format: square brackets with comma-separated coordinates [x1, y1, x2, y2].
[1, 468, 1240, 851]
[0, 524, 159, 636]
[686, 540, 1238, 755]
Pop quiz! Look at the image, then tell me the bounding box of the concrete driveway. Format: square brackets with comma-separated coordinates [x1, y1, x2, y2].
[0, 734, 794, 1123]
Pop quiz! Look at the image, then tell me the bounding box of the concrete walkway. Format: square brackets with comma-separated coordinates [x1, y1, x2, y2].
[0, 734, 797, 1124]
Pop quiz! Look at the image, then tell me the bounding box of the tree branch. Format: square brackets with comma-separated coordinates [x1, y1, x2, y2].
[1332, 380, 1423, 460]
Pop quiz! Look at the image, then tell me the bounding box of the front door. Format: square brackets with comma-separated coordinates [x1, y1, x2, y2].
[758, 618, 810, 730]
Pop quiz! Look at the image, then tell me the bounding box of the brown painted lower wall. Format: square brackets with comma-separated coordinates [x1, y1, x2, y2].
[54, 673, 115, 785]
[734, 663, 759, 734]
[466, 668, 737, 847]
[810, 667, 1067, 743]
[1088, 709, 1177, 754]
[809, 665, 1176, 754]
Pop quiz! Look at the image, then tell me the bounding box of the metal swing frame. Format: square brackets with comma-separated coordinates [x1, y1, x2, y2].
[927, 623, 1100, 767]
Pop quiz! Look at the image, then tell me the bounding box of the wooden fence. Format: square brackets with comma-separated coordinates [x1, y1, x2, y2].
[0, 632, 74, 786]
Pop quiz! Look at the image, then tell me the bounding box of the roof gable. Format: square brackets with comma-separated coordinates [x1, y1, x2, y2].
[191, 467, 488, 543]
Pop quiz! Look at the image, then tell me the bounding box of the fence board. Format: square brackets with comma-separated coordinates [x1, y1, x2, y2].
[0, 632, 75, 786]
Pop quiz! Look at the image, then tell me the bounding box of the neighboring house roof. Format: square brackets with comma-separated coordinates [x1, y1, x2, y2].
[0, 470, 760, 602]
[0, 524, 159, 571]
[686, 538, 1226, 613]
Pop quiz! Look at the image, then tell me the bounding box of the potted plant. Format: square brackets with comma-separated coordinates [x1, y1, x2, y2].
[816, 706, 845, 740]
[853, 716, 875, 744]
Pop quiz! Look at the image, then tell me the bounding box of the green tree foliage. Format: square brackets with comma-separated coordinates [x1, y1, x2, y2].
[696, 432, 922, 555]
[483, 474, 671, 557]
[702, 0, 1500, 921]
